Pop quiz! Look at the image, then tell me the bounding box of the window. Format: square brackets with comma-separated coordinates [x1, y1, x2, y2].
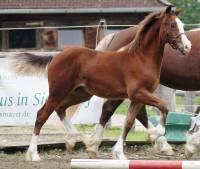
[58, 29, 84, 48]
[8, 29, 36, 49]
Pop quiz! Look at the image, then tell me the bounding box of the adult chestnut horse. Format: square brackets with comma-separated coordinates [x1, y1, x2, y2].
[8, 6, 191, 161]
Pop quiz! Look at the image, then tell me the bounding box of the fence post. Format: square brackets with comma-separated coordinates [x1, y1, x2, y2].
[155, 85, 176, 113]
[185, 91, 195, 112]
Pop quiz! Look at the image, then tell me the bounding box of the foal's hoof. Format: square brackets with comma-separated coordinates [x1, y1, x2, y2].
[82, 134, 100, 158]
[65, 139, 76, 153]
[25, 151, 41, 161]
[154, 136, 174, 156]
[86, 149, 97, 159]
[185, 144, 196, 159]
[65, 135, 77, 153]
[112, 149, 127, 160]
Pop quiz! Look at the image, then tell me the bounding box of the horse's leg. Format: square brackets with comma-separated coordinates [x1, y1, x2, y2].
[185, 128, 200, 158]
[26, 95, 63, 161]
[55, 87, 92, 152]
[112, 102, 143, 159]
[84, 99, 124, 158]
[134, 89, 174, 155]
[136, 105, 149, 128]
[56, 103, 79, 153]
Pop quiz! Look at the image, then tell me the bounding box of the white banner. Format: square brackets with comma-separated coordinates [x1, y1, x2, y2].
[0, 56, 103, 126]
[0, 57, 48, 125]
[71, 96, 105, 124]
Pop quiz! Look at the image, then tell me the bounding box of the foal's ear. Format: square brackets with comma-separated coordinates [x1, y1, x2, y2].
[175, 8, 182, 15]
[165, 5, 172, 14]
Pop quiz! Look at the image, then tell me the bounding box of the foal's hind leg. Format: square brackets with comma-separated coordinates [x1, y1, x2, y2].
[56, 104, 79, 153]
[26, 96, 62, 161]
[84, 99, 123, 158]
[133, 89, 174, 155]
[55, 87, 92, 152]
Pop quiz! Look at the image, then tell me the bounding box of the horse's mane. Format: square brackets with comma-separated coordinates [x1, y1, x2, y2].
[129, 10, 165, 53]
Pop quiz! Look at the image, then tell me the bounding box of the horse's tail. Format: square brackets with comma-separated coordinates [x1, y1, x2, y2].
[7, 53, 54, 76]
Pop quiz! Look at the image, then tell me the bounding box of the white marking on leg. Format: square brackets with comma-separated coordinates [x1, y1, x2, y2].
[26, 134, 40, 161]
[91, 124, 104, 141]
[154, 136, 174, 155]
[112, 135, 127, 160]
[185, 130, 200, 158]
[176, 18, 191, 52]
[147, 124, 165, 141]
[148, 124, 174, 155]
[62, 116, 78, 151]
[84, 124, 104, 158]
[62, 116, 77, 134]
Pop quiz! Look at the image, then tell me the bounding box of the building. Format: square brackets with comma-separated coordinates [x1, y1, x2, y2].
[0, 0, 168, 51]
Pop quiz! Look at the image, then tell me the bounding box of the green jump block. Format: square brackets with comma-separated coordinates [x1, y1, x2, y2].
[165, 112, 192, 142]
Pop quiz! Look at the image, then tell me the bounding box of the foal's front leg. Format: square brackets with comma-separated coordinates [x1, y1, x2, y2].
[112, 102, 143, 159]
[134, 89, 174, 155]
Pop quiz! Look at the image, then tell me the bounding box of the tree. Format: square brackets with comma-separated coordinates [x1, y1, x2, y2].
[169, 0, 200, 28]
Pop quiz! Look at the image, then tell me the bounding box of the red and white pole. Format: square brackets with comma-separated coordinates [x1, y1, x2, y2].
[71, 159, 200, 169]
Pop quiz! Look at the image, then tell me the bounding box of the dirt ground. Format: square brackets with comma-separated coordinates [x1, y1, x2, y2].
[1, 144, 200, 169]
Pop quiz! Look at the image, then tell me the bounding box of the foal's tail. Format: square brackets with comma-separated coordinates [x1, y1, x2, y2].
[7, 53, 54, 76]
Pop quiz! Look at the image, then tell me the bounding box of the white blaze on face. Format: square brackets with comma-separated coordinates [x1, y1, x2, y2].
[175, 17, 192, 53]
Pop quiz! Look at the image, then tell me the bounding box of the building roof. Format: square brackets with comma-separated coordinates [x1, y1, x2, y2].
[0, 0, 168, 14]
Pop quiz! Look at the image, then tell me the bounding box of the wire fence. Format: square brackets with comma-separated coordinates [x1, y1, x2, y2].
[0, 23, 199, 31]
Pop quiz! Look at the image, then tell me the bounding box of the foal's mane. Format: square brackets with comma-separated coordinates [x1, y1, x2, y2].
[130, 10, 165, 52]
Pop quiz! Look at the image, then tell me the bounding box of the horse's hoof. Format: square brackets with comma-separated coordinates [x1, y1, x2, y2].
[85, 143, 99, 159]
[65, 135, 77, 153]
[25, 151, 41, 161]
[146, 134, 153, 143]
[87, 150, 97, 159]
[65, 142, 74, 153]
[82, 134, 100, 156]
[112, 151, 127, 160]
[154, 136, 174, 156]
[25, 151, 32, 161]
[185, 144, 195, 159]
[162, 148, 174, 156]
[112, 149, 127, 160]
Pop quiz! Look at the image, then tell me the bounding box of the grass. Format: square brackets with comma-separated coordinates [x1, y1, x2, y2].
[115, 101, 157, 116]
[75, 124, 147, 141]
[115, 101, 129, 115]
[194, 96, 200, 105]
[115, 96, 200, 115]
[176, 95, 184, 106]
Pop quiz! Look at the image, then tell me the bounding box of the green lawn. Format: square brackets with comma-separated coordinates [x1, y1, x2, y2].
[76, 124, 147, 141]
[75, 95, 200, 141]
[115, 96, 200, 115]
[115, 101, 156, 116]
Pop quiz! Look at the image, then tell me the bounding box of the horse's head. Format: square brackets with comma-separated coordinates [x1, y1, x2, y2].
[160, 5, 191, 55]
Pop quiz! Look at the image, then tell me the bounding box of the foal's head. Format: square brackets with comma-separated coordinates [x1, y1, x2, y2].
[132, 5, 191, 55]
[160, 5, 191, 55]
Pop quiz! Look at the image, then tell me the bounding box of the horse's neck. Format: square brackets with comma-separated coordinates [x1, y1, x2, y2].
[135, 21, 165, 70]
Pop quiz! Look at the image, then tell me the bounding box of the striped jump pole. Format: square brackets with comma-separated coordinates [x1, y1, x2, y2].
[71, 159, 200, 169]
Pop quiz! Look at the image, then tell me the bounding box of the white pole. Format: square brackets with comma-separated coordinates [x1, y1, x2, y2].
[71, 159, 129, 169]
[71, 159, 200, 169]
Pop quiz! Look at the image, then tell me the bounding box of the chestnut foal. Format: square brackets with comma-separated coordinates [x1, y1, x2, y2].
[9, 6, 191, 161]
